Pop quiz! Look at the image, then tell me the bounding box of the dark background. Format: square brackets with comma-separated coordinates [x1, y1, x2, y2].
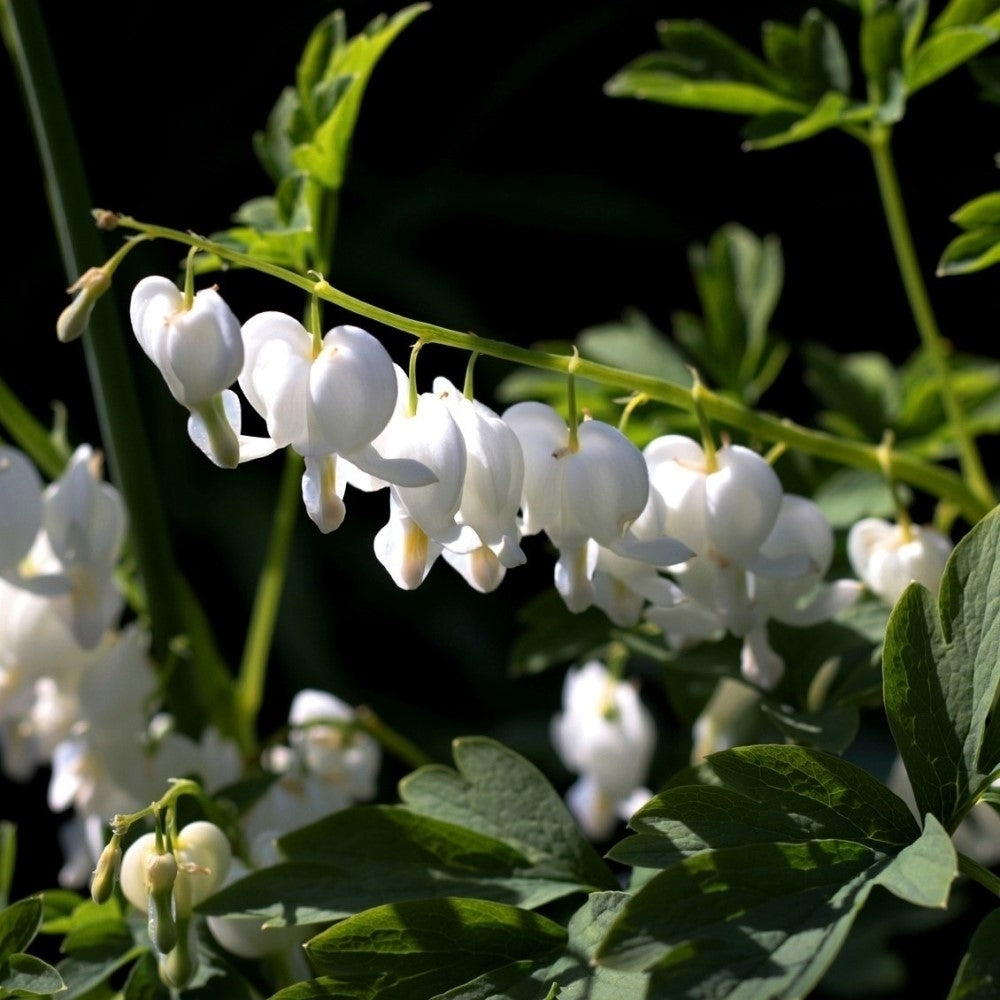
[5, 2, 1000, 993]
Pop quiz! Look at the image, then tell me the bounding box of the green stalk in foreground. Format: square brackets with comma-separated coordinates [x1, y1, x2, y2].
[868, 124, 997, 512]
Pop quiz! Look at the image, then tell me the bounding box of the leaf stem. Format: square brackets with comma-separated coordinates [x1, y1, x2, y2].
[957, 851, 1000, 899]
[867, 125, 996, 512]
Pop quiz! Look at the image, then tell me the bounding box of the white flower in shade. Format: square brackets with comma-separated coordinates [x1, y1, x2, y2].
[0, 447, 43, 574]
[503, 402, 690, 613]
[847, 517, 954, 607]
[130, 276, 273, 468]
[239, 313, 434, 532]
[643, 435, 804, 577]
[551, 660, 656, 840]
[25, 445, 126, 648]
[433, 377, 526, 593]
[373, 390, 479, 589]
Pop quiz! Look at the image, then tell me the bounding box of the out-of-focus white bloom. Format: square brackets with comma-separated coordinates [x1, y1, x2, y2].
[241, 688, 381, 864]
[0, 447, 43, 573]
[551, 660, 656, 840]
[503, 402, 690, 613]
[21, 445, 126, 648]
[847, 517, 954, 607]
[239, 314, 434, 531]
[130, 276, 272, 468]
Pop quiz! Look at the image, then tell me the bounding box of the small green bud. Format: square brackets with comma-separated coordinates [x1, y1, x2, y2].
[90, 836, 122, 904]
[57, 267, 111, 343]
[158, 916, 198, 990]
[145, 851, 178, 955]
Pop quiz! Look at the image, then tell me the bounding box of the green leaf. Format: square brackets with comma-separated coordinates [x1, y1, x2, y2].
[301, 898, 566, 998]
[435, 892, 650, 1000]
[597, 746, 948, 997]
[399, 737, 618, 894]
[932, 0, 1000, 33]
[937, 223, 1000, 274]
[946, 906, 1000, 998]
[291, 4, 429, 189]
[742, 91, 875, 150]
[950, 190, 1000, 228]
[813, 467, 901, 527]
[883, 506, 1000, 830]
[0, 951, 65, 996]
[860, 4, 906, 117]
[761, 10, 852, 98]
[0, 898, 42, 962]
[200, 805, 593, 926]
[907, 24, 1000, 91]
[575, 309, 691, 386]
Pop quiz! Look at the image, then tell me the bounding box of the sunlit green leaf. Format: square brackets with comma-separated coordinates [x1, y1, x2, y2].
[400, 738, 618, 895]
[883, 506, 1000, 829]
[950, 190, 1000, 228]
[937, 224, 1000, 274]
[907, 24, 1000, 91]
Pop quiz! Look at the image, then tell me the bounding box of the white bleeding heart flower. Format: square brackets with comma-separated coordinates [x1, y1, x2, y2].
[847, 516, 954, 606]
[130, 276, 274, 468]
[239, 313, 435, 532]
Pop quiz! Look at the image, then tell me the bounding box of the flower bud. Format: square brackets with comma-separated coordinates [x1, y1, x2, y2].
[90, 836, 122, 905]
[159, 915, 198, 990]
[146, 850, 179, 955]
[57, 267, 110, 343]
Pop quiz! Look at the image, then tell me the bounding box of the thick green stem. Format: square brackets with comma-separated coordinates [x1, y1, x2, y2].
[108, 215, 991, 525]
[957, 851, 1000, 900]
[233, 450, 304, 756]
[868, 125, 996, 512]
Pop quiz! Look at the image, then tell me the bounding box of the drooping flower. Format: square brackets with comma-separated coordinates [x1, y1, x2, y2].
[847, 516, 953, 606]
[130, 276, 275, 468]
[239, 313, 434, 532]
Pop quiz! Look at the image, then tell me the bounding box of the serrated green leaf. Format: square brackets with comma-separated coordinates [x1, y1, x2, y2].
[399, 738, 618, 894]
[937, 224, 1000, 274]
[951, 190, 1000, 228]
[0, 897, 42, 962]
[291, 4, 429, 189]
[907, 24, 1000, 91]
[946, 905, 1000, 998]
[0, 951, 65, 996]
[200, 805, 592, 926]
[883, 507, 1000, 830]
[303, 897, 566, 997]
[595, 747, 948, 996]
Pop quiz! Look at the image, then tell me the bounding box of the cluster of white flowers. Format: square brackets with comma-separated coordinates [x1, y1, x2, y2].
[135, 274, 937, 692]
[0, 439, 381, 912]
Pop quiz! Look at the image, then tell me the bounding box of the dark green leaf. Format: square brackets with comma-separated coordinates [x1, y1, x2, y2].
[860, 5, 905, 114]
[303, 897, 566, 997]
[883, 506, 1000, 829]
[399, 737, 618, 894]
[742, 91, 874, 150]
[946, 906, 1000, 998]
[761, 10, 852, 98]
[0, 897, 42, 962]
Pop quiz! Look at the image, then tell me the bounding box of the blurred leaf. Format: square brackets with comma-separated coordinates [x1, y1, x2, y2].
[884, 506, 1000, 830]
[860, 4, 906, 120]
[946, 906, 1000, 998]
[761, 10, 852, 98]
[812, 467, 902, 527]
[950, 190, 1000, 227]
[597, 746, 954, 996]
[576, 309, 691, 386]
[0, 825, 14, 911]
[931, 0, 1000, 33]
[907, 24, 1000, 92]
[758, 700, 859, 754]
[742, 91, 874, 150]
[0, 898, 42, 961]
[938, 222, 1000, 275]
